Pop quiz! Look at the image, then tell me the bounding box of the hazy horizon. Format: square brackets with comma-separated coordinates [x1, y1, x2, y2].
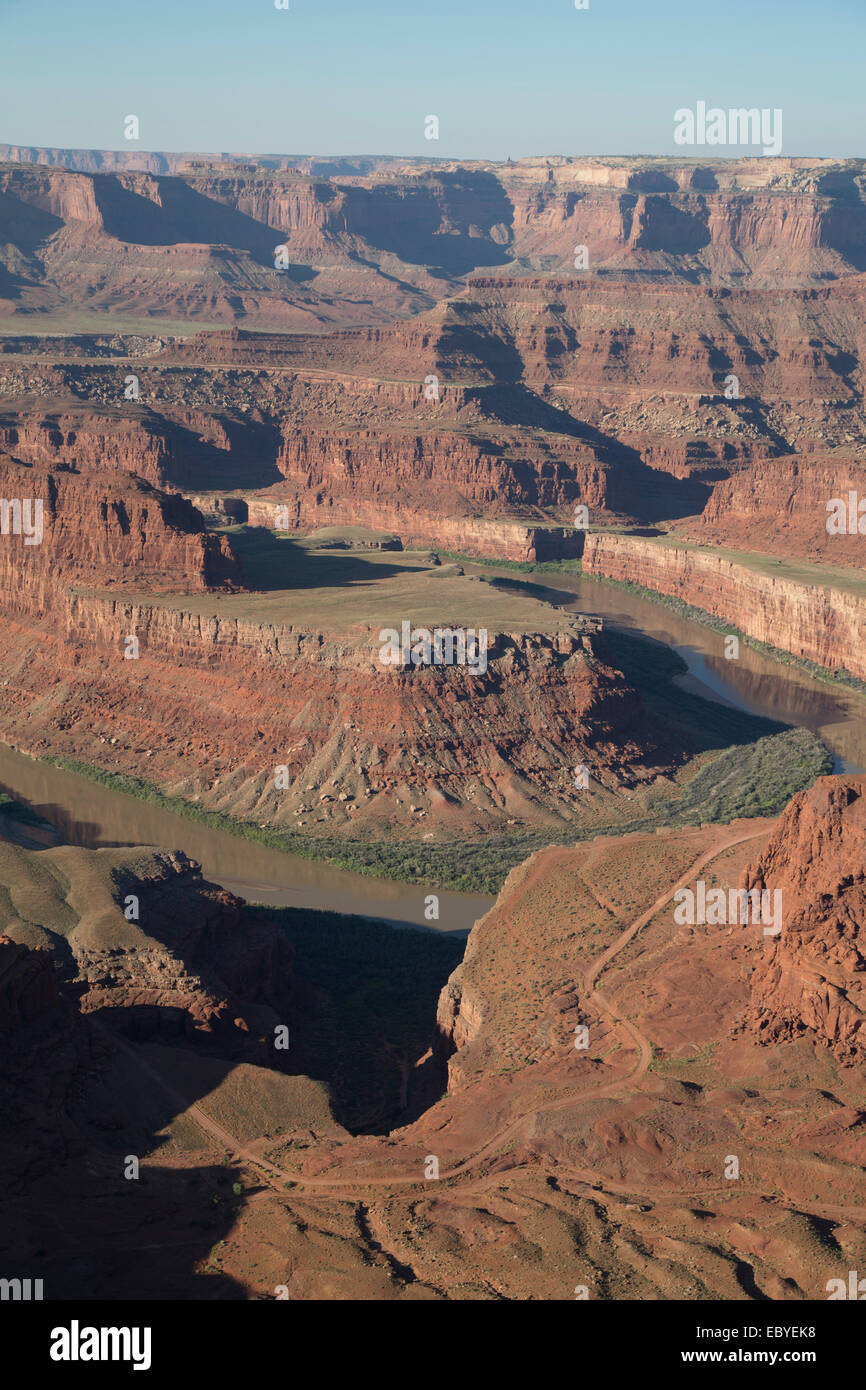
[1, 0, 863, 162]
[2, 145, 862, 163]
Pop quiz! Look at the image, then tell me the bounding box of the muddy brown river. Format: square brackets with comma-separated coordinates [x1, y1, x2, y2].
[0, 570, 862, 932]
[528, 570, 866, 775]
[0, 743, 490, 934]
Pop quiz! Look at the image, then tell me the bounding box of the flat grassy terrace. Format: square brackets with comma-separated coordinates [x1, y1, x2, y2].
[652, 532, 866, 601]
[87, 528, 570, 634]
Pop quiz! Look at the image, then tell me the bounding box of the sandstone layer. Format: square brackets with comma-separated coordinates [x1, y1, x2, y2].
[0, 451, 239, 594]
[690, 452, 866, 564]
[2, 155, 865, 333]
[0, 575, 667, 842]
[0, 407, 684, 846]
[582, 532, 866, 681]
[3, 264, 864, 559]
[741, 776, 866, 1063]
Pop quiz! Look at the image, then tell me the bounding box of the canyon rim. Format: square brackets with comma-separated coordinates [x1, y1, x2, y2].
[0, 0, 865, 1365]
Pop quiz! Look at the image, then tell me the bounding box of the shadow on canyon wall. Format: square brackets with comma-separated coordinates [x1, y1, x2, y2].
[628, 196, 713, 254]
[0, 892, 463, 1300]
[158, 413, 285, 492]
[0, 987, 261, 1300]
[0, 189, 65, 299]
[343, 170, 516, 276]
[93, 173, 283, 263]
[228, 527, 419, 591]
[451, 382, 716, 520]
[263, 905, 463, 1135]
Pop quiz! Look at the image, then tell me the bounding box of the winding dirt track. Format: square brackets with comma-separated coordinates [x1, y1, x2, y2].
[117, 824, 772, 1199]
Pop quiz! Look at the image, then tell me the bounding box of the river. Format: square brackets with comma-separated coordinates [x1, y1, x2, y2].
[0, 570, 862, 932]
[501, 569, 866, 775]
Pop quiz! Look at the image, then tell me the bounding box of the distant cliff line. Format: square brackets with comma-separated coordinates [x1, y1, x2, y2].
[582, 533, 866, 684]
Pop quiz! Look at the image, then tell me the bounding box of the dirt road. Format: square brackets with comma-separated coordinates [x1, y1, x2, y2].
[116, 823, 771, 1199]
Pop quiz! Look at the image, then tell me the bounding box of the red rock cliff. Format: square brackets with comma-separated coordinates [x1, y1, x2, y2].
[740, 776, 866, 1063]
[0, 453, 239, 595]
[582, 532, 866, 681]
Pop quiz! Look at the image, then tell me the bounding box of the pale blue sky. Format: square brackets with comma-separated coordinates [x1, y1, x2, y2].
[0, 0, 862, 159]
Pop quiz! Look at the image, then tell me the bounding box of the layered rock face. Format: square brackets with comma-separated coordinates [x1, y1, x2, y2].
[0, 409, 175, 486]
[0, 352, 681, 538]
[0, 161, 438, 328]
[6, 259, 864, 546]
[247, 498, 579, 563]
[269, 418, 625, 546]
[690, 453, 866, 563]
[255, 274, 866, 536]
[3, 155, 865, 321]
[0, 410, 675, 844]
[0, 839, 294, 1055]
[741, 776, 866, 1063]
[582, 532, 866, 680]
[0, 452, 239, 595]
[432, 276, 866, 401]
[0, 150, 863, 768]
[3, 209, 865, 563]
[0, 587, 667, 838]
[157, 272, 866, 449]
[497, 157, 866, 283]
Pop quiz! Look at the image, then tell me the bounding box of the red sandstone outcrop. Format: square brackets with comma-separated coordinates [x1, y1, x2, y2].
[0, 162, 435, 328]
[441, 276, 866, 400]
[0, 452, 239, 594]
[4, 262, 865, 551]
[4, 155, 865, 309]
[0, 434, 675, 840]
[0, 835, 324, 1290]
[0, 409, 175, 486]
[0, 840, 294, 1055]
[247, 495, 580, 562]
[0, 582, 669, 839]
[740, 776, 866, 1062]
[581, 531, 866, 681]
[158, 274, 866, 409]
[690, 453, 866, 564]
[270, 421, 620, 545]
[151, 273, 866, 537]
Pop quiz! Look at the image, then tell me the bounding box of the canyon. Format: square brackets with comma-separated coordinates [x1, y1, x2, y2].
[0, 145, 864, 1307]
[2, 153, 865, 327]
[2, 775, 864, 1300]
[0, 425, 682, 856]
[2, 154, 864, 654]
[0, 439, 833, 889]
[582, 532, 866, 681]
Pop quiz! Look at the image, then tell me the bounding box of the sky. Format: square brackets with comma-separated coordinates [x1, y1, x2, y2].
[0, 0, 863, 160]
